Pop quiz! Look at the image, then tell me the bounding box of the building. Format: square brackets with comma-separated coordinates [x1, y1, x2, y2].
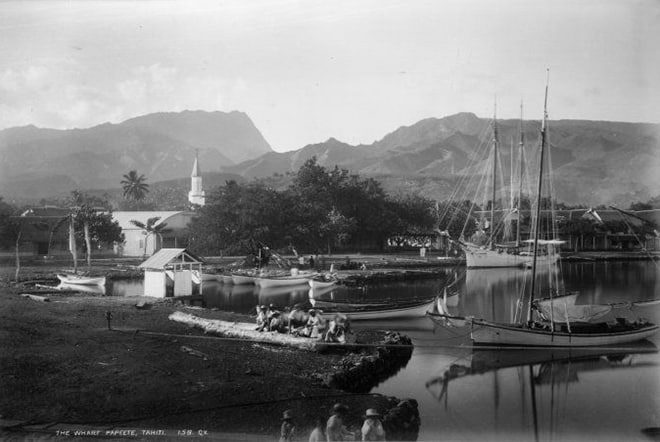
[188, 151, 205, 206]
[112, 211, 196, 257]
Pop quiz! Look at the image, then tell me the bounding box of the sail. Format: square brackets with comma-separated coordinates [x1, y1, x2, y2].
[535, 300, 613, 323]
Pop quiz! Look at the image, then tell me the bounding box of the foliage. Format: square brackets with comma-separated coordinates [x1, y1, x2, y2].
[121, 170, 150, 209]
[187, 158, 438, 255]
[130, 217, 169, 256]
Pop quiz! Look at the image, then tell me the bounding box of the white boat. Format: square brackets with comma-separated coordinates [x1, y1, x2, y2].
[220, 274, 234, 284]
[468, 74, 659, 347]
[452, 100, 562, 269]
[313, 297, 437, 321]
[231, 273, 256, 285]
[308, 278, 338, 289]
[464, 242, 561, 268]
[57, 274, 106, 286]
[57, 282, 106, 295]
[255, 275, 314, 288]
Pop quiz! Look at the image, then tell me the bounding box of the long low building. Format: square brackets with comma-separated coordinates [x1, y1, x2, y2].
[112, 211, 197, 257]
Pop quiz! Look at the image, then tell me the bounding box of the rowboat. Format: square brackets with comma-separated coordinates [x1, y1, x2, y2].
[231, 273, 256, 285]
[255, 275, 315, 289]
[308, 277, 338, 289]
[57, 282, 106, 295]
[57, 274, 106, 286]
[312, 297, 437, 321]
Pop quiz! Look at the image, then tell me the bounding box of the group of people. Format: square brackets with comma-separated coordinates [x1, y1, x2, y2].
[280, 403, 386, 442]
[255, 304, 350, 343]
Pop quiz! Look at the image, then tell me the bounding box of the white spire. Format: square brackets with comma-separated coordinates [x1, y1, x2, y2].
[188, 150, 205, 206]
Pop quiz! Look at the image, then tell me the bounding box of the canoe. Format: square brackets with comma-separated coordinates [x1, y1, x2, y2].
[313, 297, 437, 321]
[57, 274, 106, 286]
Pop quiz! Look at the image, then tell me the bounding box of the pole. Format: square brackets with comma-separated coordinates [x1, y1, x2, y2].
[527, 69, 549, 324]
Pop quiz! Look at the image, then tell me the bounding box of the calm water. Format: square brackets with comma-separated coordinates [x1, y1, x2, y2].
[112, 261, 660, 441]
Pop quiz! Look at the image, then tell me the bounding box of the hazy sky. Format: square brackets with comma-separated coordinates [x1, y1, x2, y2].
[1, 0, 658, 152]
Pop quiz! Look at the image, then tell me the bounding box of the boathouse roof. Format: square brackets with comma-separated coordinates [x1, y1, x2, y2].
[138, 248, 205, 270]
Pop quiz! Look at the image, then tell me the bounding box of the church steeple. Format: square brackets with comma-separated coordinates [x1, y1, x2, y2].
[188, 150, 205, 206]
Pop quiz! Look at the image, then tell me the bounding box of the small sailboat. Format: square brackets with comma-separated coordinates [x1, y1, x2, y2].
[468, 72, 658, 347]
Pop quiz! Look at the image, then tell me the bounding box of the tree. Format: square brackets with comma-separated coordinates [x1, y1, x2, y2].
[130, 217, 169, 256]
[0, 198, 22, 280]
[68, 191, 124, 269]
[121, 170, 149, 210]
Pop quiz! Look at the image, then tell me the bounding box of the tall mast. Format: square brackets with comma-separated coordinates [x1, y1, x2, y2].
[527, 70, 549, 324]
[490, 97, 499, 249]
[516, 100, 525, 247]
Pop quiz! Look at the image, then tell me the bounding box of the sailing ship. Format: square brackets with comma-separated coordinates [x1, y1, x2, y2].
[468, 72, 658, 346]
[457, 101, 562, 268]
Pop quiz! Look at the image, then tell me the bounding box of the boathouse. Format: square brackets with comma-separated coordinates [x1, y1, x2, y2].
[138, 248, 205, 297]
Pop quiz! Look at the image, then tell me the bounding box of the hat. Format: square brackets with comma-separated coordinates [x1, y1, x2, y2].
[259, 305, 267, 310]
[308, 309, 316, 313]
[365, 409, 381, 418]
[332, 403, 349, 413]
[282, 409, 294, 420]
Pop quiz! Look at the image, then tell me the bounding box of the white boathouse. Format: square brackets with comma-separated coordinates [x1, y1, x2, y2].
[138, 248, 205, 297]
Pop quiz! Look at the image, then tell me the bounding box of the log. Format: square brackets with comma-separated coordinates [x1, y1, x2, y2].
[168, 311, 321, 351]
[20, 293, 50, 302]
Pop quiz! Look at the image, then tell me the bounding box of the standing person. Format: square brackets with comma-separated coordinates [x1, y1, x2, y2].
[360, 409, 385, 441]
[280, 409, 295, 442]
[308, 417, 325, 442]
[309, 255, 315, 268]
[326, 403, 353, 442]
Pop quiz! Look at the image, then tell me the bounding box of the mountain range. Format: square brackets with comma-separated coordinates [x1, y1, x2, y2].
[0, 110, 271, 200]
[1, 110, 658, 207]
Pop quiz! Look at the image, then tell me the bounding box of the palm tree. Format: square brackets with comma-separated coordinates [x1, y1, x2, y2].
[130, 217, 169, 256]
[121, 170, 149, 210]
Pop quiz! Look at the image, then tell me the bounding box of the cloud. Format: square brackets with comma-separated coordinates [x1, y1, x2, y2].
[0, 63, 245, 130]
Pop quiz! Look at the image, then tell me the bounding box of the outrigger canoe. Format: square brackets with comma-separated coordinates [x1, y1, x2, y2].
[57, 274, 106, 286]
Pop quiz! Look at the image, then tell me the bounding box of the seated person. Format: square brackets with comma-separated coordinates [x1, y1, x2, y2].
[304, 309, 324, 338]
[269, 311, 287, 333]
[255, 305, 268, 332]
[325, 313, 350, 343]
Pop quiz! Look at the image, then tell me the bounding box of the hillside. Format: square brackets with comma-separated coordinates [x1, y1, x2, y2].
[225, 114, 660, 206]
[1, 110, 658, 207]
[0, 110, 271, 200]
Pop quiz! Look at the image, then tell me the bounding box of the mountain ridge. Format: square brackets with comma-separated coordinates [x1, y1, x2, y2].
[1, 110, 658, 207]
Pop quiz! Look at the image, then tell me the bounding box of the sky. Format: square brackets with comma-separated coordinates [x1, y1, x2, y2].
[1, 0, 659, 152]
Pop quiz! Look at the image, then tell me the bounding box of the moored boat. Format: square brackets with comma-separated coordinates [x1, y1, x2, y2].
[308, 276, 338, 289]
[468, 73, 659, 347]
[231, 273, 256, 285]
[255, 274, 315, 289]
[312, 297, 437, 321]
[57, 273, 106, 286]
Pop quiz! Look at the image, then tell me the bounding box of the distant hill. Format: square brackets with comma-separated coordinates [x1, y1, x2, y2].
[0, 110, 271, 201]
[225, 113, 660, 206]
[2, 110, 658, 208]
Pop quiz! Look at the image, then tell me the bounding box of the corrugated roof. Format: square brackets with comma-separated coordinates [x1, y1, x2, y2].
[138, 248, 205, 269]
[112, 211, 183, 229]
